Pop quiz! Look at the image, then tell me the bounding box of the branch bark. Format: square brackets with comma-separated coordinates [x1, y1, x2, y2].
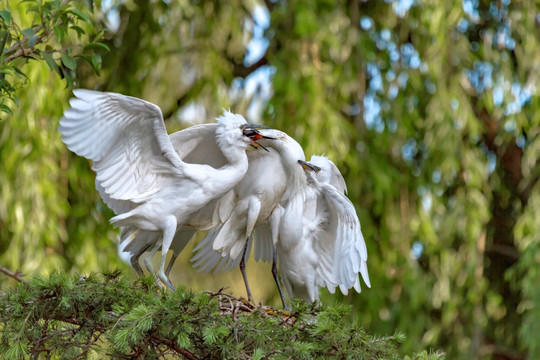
[0, 265, 27, 283]
[231, 56, 269, 78]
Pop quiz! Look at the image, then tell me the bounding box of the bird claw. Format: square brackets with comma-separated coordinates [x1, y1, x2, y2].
[158, 272, 176, 291]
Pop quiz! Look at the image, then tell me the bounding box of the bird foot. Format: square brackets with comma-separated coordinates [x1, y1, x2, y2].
[158, 272, 176, 291]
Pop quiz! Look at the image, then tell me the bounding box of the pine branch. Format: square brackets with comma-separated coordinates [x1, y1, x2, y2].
[0, 265, 27, 283]
[0, 271, 444, 359]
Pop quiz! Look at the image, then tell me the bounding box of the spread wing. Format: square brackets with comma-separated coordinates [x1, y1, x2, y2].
[303, 190, 338, 292]
[59, 89, 187, 201]
[93, 122, 228, 215]
[319, 183, 370, 294]
[190, 226, 245, 275]
[169, 123, 227, 168]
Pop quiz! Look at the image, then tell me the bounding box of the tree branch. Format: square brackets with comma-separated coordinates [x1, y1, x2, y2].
[0, 265, 27, 283]
[150, 333, 199, 360]
[231, 56, 269, 78]
[0, 272, 438, 359]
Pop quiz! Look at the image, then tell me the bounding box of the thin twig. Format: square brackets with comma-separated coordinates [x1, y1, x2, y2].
[0, 265, 28, 283]
[149, 333, 199, 360]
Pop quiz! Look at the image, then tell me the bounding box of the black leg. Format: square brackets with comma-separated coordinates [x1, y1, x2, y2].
[239, 237, 253, 300]
[130, 242, 152, 277]
[272, 244, 289, 311]
[165, 252, 179, 277]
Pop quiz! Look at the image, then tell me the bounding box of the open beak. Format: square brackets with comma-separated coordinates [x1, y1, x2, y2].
[242, 124, 275, 152]
[298, 159, 321, 173]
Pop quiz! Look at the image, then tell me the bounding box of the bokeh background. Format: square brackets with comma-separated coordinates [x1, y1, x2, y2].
[2, 0, 540, 358]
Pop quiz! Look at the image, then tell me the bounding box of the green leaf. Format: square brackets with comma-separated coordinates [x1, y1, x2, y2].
[7, 66, 28, 79]
[4, 341, 29, 360]
[61, 54, 77, 71]
[28, 35, 39, 49]
[0, 10, 11, 26]
[53, 26, 65, 43]
[202, 326, 229, 345]
[21, 27, 34, 39]
[0, 30, 8, 54]
[84, 42, 110, 52]
[113, 328, 131, 351]
[69, 9, 91, 24]
[176, 332, 192, 349]
[202, 327, 218, 345]
[0, 104, 12, 115]
[252, 348, 264, 360]
[90, 53, 101, 75]
[25, 5, 40, 14]
[70, 25, 86, 36]
[84, 0, 95, 13]
[42, 52, 58, 72]
[124, 304, 151, 322]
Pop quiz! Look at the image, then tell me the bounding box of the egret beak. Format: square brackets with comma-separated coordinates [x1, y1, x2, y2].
[298, 159, 321, 173]
[242, 125, 275, 152]
[244, 123, 272, 130]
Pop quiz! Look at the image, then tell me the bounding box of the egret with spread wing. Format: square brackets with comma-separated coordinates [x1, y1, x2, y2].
[112, 123, 243, 277]
[116, 122, 273, 279]
[59, 90, 272, 290]
[277, 155, 370, 303]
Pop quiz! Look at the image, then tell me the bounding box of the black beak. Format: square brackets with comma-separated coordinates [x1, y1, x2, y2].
[242, 124, 275, 152]
[298, 159, 321, 173]
[244, 123, 272, 130]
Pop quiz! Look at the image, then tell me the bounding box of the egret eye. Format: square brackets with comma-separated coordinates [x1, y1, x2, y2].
[243, 128, 259, 137]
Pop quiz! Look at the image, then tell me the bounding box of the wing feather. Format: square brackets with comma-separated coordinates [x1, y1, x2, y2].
[253, 223, 273, 263]
[95, 179, 132, 214]
[59, 89, 186, 201]
[328, 160, 347, 194]
[319, 183, 370, 292]
[169, 123, 227, 168]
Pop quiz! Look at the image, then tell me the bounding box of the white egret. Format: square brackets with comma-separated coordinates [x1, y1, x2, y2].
[58, 90, 273, 290]
[116, 123, 270, 279]
[191, 129, 309, 308]
[277, 155, 370, 303]
[111, 123, 232, 278]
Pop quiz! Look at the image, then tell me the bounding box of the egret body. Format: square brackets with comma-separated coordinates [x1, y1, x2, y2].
[278, 155, 371, 303]
[59, 90, 269, 290]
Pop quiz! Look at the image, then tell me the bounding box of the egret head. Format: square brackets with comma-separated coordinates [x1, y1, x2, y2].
[297, 159, 322, 173]
[256, 129, 308, 171]
[253, 129, 302, 156]
[297, 158, 329, 194]
[241, 125, 276, 152]
[215, 110, 275, 151]
[298, 156, 334, 186]
[299, 155, 347, 193]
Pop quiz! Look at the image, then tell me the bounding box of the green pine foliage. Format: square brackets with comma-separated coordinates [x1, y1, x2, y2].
[0, 271, 445, 359]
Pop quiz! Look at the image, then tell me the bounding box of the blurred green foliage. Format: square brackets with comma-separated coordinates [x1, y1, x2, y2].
[0, 0, 107, 113]
[1, 0, 539, 359]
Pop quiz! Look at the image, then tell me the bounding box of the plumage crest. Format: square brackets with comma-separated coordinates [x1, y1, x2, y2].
[216, 111, 248, 132]
[215, 111, 250, 152]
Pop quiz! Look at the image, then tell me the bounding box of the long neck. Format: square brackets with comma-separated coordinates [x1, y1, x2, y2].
[272, 139, 307, 203]
[214, 144, 249, 193]
[279, 190, 305, 250]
